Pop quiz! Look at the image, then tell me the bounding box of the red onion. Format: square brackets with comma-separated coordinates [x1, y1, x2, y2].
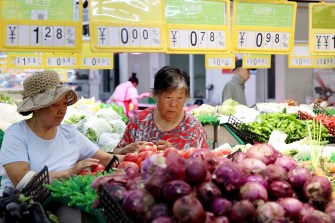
[205, 212, 229, 223]
[104, 185, 128, 205]
[256, 202, 286, 223]
[216, 157, 232, 166]
[278, 197, 304, 220]
[245, 143, 277, 165]
[185, 157, 208, 186]
[125, 176, 146, 190]
[212, 163, 244, 192]
[162, 180, 192, 203]
[124, 164, 140, 179]
[230, 200, 256, 223]
[325, 199, 335, 213]
[196, 182, 222, 208]
[287, 166, 312, 189]
[190, 149, 217, 173]
[230, 151, 246, 163]
[274, 155, 297, 172]
[261, 164, 287, 183]
[240, 158, 267, 174]
[210, 197, 232, 216]
[152, 217, 173, 223]
[122, 189, 154, 222]
[239, 182, 268, 206]
[145, 203, 171, 222]
[173, 194, 206, 223]
[268, 180, 293, 200]
[141, 154, 166, 179]
[145, 168, 168, 200]
[165, 152, 186, 181]
[243, 174, 268, 189]
[303, 176, 332, 208]
[300, 209, 331, 223]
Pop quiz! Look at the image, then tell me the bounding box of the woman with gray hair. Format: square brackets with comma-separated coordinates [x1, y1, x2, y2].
[0, 70, 122, 193]
[113, 66, 208, 154]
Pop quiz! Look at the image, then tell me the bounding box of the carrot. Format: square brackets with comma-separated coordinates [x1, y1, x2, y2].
[314, 166, 328, 178]
[301, 161, 312, 166]
[327, 162, 335, 173]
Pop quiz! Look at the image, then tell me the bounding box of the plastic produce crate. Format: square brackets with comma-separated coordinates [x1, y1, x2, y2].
[22, 165, 50, 204]
[226, 115, 267, 144]
[98, 185, 132, 223]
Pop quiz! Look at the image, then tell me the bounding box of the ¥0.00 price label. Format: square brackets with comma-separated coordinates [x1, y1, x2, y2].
[169, 29, 225, 50]
[205, 54, 235, 69]
[237, 31, 289, 51]
[313, 34, 335, 52]
[46, 56, 77, 68]
[12, 56, 42, 67]
[95, 26, 162, 49]
[290, 57, 313, 67]
[5, 25, 76, 48]
[81, 57, 111, 67]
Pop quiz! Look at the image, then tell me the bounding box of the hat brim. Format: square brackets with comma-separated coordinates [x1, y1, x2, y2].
[17, 86, 77, 116]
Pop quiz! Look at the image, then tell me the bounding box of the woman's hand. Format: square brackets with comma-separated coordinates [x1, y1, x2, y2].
[69, 158, 100, 175]
[123, 141, 148, 154]
[156, 140, 173, 151]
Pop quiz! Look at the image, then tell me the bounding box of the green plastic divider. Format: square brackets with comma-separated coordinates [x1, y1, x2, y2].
[222, 123, 245, 145]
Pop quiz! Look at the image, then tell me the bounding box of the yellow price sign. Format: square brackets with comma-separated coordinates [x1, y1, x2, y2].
[1, 0, 82, 52]
[7, 54, 43, 69]
[166, 0, 230, 54]
[309, 3, 335, 55]
[90, 0, 165, 52]
[232, 1, 297, 54]
[79, 42, 113, 69]
[44, 53, 78, 69]
[205, 54, 235, 69]
[243, 54, 271, 69]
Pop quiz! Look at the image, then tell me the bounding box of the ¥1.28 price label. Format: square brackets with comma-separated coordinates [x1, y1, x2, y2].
[169, 29, 225, 50]
[237, 31, 289, 51]
[290, 57, 313, 67]
[313, 34, 335, 52]
[6, 25, 76, 48]
[96, 26, 161, 48]
[81, 57, 111, 67]
[46, 57, 77, 67]
[245, 58, 270, 67]
[15, 56, 42, 67]
[207, 57, 233, 68]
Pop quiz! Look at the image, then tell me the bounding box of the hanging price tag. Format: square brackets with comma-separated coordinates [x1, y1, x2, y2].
[289, 45, 314, 68]
[232, 1, 297, 54]
[78, 41, 114, 69]
[44, 54, 78, 69]
[89, 0, 165, 52]
[309, 3, 335, 55]
[205, 54, 235, 69]
[314, 56, 335, 68]
[243, 54, 271, 68]
[7, 54, 43, 69]
[0, 0, 82, 52]
[166, 0, 230, 54]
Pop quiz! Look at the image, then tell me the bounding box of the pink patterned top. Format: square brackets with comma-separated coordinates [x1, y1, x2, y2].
[118, 108, 208, 151]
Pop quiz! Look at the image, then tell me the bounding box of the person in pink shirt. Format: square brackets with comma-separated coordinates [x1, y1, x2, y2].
[107, 73, 150, 116]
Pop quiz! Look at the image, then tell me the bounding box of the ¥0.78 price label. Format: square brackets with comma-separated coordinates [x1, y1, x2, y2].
[95, 26, 162, 49]
[45, 56, 77, 67]
[169, 29, 225, 50]
[5, 25, 76, 49]
[237, 31, 289, 51]
[81, 57, 112, 67]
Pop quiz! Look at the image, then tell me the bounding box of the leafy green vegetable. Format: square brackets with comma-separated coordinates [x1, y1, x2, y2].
[64, 114, 86, 125]
[329, 152, 335, 163]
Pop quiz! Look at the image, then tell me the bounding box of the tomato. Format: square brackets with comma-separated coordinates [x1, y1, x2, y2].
[124, 153, 139, 163]
[138, 151, 155, 161]
[213, 150, 224, 157]
[136, 157, 143, 169]
[119, 161, 139, 169]
[178, 150, 185, 158]
[184, 147, 197, 159]
[215, 148, 232, 156]
[163, 147, 179, 157]
[90, 163, 105, 172]
[79, 169, 89, 176]
[138, 145, 157, 153]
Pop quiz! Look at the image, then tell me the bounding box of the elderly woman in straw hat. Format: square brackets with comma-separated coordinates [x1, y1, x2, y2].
[0, 70, 122, 192]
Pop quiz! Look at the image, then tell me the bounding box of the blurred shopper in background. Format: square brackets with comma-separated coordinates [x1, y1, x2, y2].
[113, 66, 208, 154]
[107, 73, 151, 117]
[222, 59, 255, 106]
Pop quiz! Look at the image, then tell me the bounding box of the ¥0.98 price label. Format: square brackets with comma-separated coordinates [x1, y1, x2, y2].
[237, 31, 289, 51]
[169, 29, 225, 51]
[5, 25, 76, 49]
[95, 25, 162, 50]
[46, 56, 77, 68]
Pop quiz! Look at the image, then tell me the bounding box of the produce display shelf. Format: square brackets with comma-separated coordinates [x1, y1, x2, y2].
[222, 123, 245, 145]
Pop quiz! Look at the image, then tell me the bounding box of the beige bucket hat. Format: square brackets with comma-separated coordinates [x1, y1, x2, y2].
[17, 70, 78, 116]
